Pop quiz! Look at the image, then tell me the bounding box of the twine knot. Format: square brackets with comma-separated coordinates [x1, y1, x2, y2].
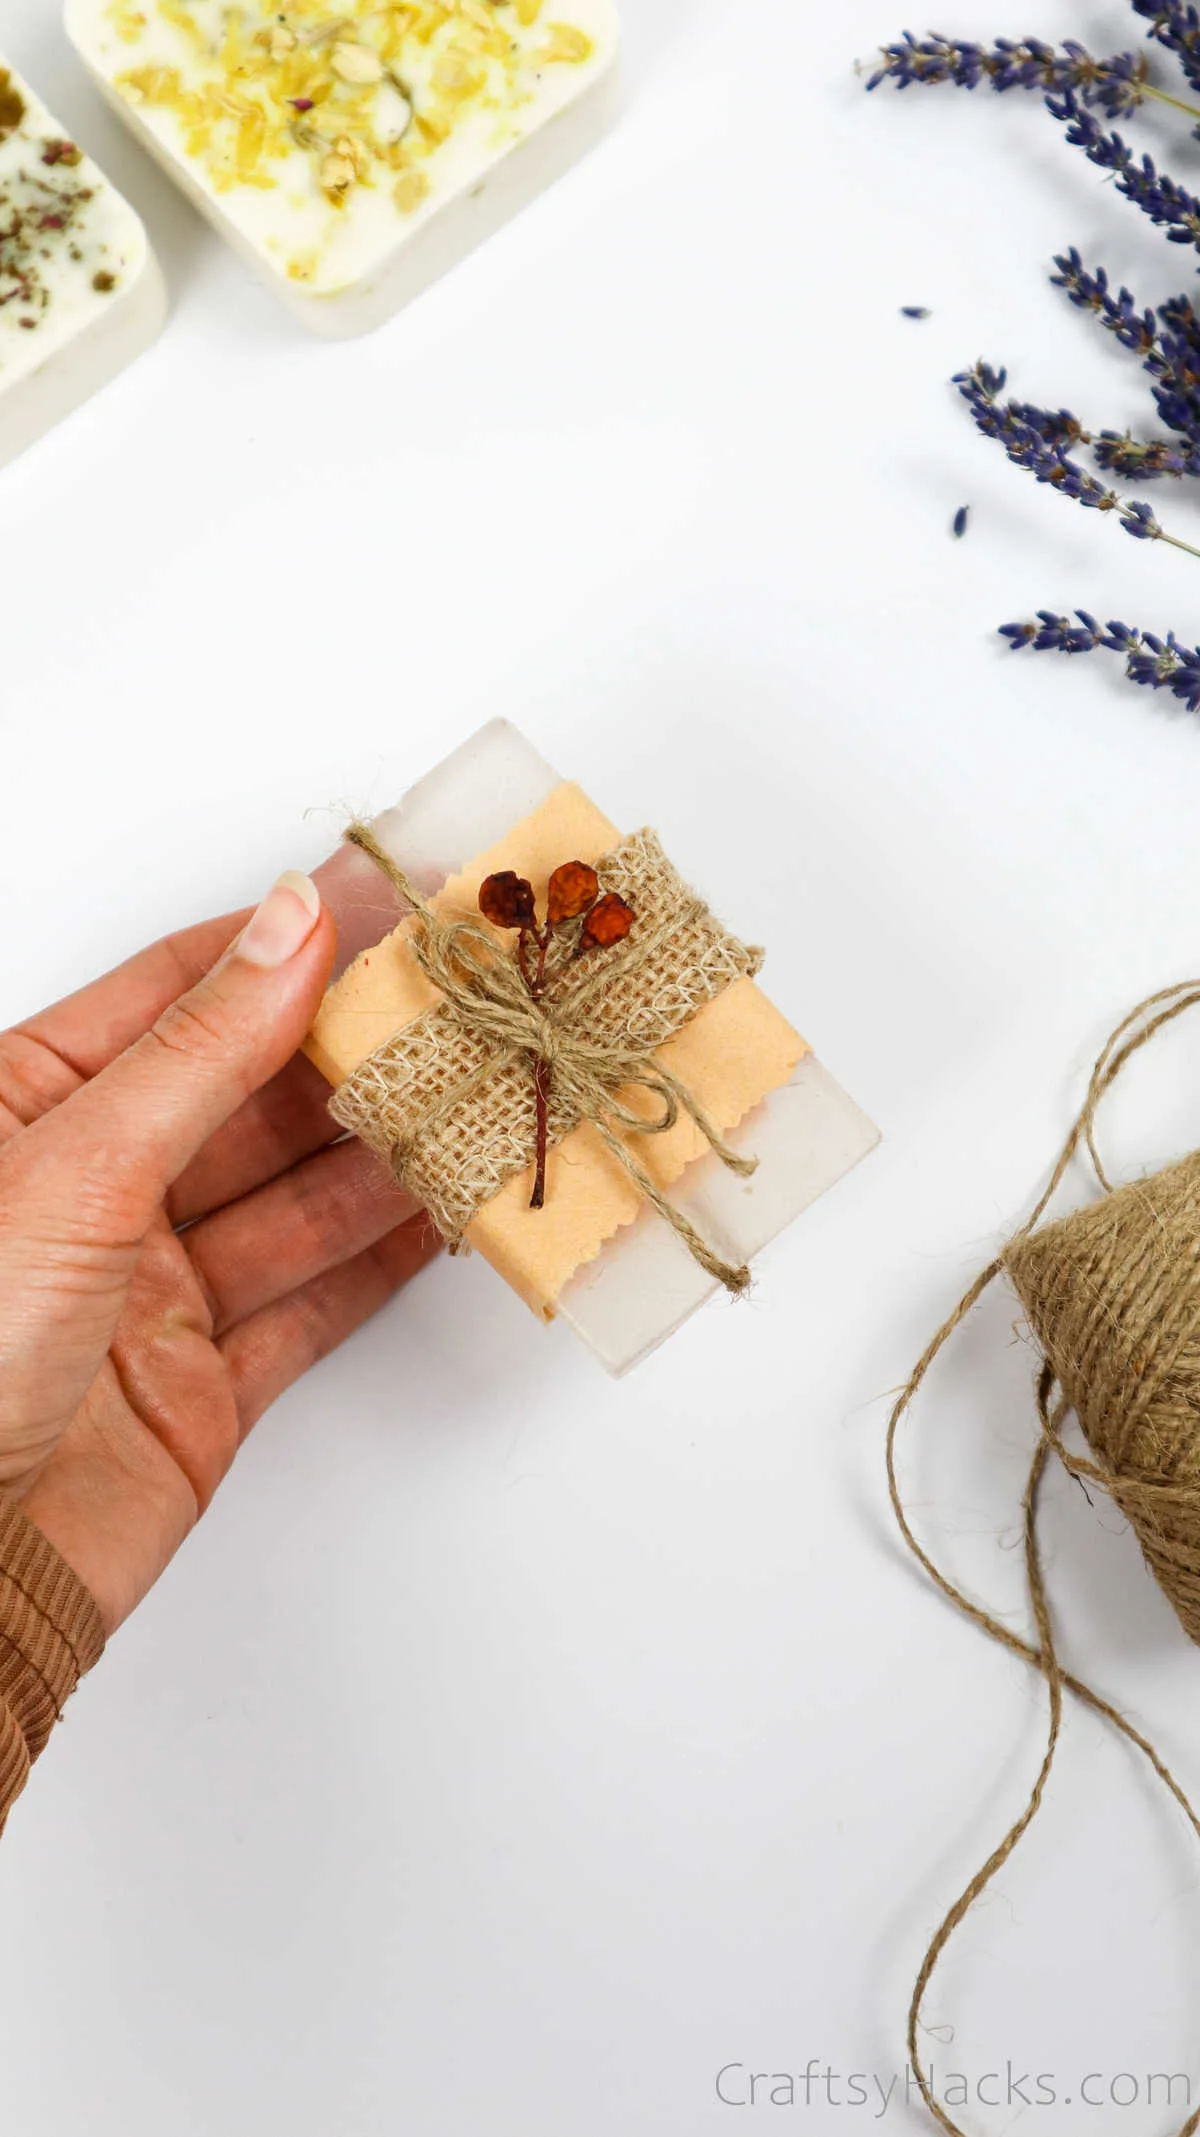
[330, 822, 765, 1296]
[527, 1012, 566, 1070]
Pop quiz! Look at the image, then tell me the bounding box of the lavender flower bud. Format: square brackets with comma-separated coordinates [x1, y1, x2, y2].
[1129, 0, 1200, 98]
[866, 33, 1147, 115]
[999, 611, 1200, 710]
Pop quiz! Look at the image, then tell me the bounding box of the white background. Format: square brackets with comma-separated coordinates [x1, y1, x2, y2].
[3, 0, 1200, 2129]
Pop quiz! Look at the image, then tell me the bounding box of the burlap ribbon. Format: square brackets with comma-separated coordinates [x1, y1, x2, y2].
[329, 822, 766, 1294]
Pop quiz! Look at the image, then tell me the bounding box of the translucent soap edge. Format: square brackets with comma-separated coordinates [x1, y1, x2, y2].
[555, 1056, 881, 1375]
[312, 718, 880, 1376]
[0, 249, 166, 470]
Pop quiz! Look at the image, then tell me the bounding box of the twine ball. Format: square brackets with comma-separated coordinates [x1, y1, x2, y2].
[888, 986, 1200, 2137]
[1005, 1149, 1200, 1646]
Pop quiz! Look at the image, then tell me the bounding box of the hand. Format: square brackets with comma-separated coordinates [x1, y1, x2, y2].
[0, 875, 433, 1634]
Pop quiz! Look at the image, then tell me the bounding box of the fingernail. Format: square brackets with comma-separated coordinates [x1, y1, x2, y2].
[236, 872, 322, 969]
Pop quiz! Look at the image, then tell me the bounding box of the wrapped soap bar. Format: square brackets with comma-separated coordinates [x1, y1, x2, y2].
[308, 723, 879, 1374]
[66, 0, 620, 338]
[0, 55, 164, 468]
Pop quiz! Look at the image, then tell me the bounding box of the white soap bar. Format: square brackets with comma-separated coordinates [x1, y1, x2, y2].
[65, 0, 621, 338]
[0, 54, 164, 468]
[312, 722, 881, 1376]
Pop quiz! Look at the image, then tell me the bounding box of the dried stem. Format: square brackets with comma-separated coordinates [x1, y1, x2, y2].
[524, 921, 555, 1210]
[1140, 77, 1200, 120]
[530, 1056, 550, 1210]
[1159, 527, 1200, 557]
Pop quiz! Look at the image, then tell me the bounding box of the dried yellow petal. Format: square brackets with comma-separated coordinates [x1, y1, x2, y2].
[415, 110, 451, 146]
[160, 0, 206, 43]
[432, 50, 484, 99]
[539, 22, 592, 62]
[236, 106, 267, 173]
[302, 18, 354, 49]
[320, 148, 356, 191]
[111, 4, 147, 40]
[393, 166, 429, 211]
[331, 39, 385, 82]
[413, 4, 451, 42]
[107, 0, 607, 244]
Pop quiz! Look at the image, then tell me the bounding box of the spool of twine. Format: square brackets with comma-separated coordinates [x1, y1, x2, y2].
[889, 981, 1200, 2137]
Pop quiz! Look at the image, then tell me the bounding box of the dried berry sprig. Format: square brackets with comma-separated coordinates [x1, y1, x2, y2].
[478, 862, 634, 1211]
[955, 361, 1200, 554]
[1000, 607, 1200, 708]
[864, 33, 1151, 115]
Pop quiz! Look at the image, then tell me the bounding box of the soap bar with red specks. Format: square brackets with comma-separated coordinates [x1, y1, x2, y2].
[0, 54, 164, 469]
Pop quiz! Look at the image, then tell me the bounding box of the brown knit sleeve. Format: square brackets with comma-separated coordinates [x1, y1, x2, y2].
[0, 1497, 105, 1833]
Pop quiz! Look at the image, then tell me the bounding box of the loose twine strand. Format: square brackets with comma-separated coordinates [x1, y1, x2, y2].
[341, 822, 759, 1293]
[887, 980, 1200, 2137]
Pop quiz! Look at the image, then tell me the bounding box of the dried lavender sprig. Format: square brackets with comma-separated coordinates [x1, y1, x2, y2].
[866, 33, 1150, 114]
[1129, 0, 1200, 99]
[991, 388, 1089, 448]
[1051, 251, 1200, 461]
[1153, 291, 1200, 438]
[957, 361, 1093, 449]
[1136, 289, 1200, 436]
[999, 606, 1200, 708]
[955, 362, 1200, 553]
[1047, 93, 1200, 250]
[999, 607, 1128, 651]
[1049, 249, 1157, 356]
[1160, 290, 1200, 347]
[959, 360, 1200, 495]
[1094, 428, 1200, 475]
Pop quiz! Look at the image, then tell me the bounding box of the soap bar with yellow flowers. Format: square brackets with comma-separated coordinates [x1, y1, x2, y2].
[65, 0, 621, 336]
[306, 722, 880, 1375]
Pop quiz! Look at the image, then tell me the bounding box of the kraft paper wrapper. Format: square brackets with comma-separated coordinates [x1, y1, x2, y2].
[306, 783, 809, 1319]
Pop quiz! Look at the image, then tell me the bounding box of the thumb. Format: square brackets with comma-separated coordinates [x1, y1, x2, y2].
[53, 870, 335, 1216]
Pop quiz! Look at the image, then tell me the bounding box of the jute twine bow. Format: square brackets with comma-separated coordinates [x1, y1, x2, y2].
[331, 822, 763, 1294]
[890, 981, 1200, 2137]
